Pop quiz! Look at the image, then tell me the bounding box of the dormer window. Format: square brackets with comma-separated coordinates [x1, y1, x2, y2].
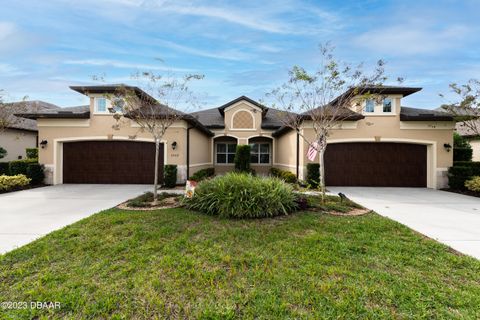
[383, 98, 392, 113]
[362, 97, 395, 115]
[95, 97, 107, 113]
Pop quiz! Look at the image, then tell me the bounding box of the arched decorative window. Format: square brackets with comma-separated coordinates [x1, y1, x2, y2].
[232, 110, 254, 129]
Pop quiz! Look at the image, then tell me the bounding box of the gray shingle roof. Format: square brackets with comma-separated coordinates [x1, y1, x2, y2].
[6, 100, 60, 131]
[17, 104, 90, 120]
[400, 106, 454, 121]
[191, 105, 288, 130]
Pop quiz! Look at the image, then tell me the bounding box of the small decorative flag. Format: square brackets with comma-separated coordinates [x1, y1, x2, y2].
[307, 142, 319, 161]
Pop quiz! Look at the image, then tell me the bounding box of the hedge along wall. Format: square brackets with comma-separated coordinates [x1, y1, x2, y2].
[453, 148, 473, 162]
[448, 161, 480, 190]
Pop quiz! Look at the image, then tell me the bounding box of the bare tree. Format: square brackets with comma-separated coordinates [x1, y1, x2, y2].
[107, 71, 203, 203]
[268, 44, 395, 202]
[440, 79, 480, 137]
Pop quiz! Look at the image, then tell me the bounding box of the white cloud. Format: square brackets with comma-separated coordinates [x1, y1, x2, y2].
[354, 23, 470, 55]
[154, 39, 252, 61]
[0, 63, 27, 76]
[63, 59, 194, 72]
[0, 22, 15, 40]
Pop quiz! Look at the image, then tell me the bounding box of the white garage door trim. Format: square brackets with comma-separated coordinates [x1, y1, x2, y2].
[325, 138, 437, 189]
[53, 136, 168, 185]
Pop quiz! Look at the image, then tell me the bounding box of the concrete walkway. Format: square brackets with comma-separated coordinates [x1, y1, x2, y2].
[328, 187, 480, 259]
[0, 184, 150, 254]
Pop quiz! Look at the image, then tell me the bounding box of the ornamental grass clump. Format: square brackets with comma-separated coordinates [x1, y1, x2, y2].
[183, 172, 297, 218]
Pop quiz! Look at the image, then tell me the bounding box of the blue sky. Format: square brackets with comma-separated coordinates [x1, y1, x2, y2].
[0, 0, 479, 110]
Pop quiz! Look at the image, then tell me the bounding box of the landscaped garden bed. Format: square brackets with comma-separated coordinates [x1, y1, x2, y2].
[117, 192, 182, 210]
[0, 148, 45, 194]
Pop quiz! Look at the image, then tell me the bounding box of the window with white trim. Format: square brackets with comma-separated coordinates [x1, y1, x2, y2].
[383, 98, 392, 112]
[250, 143, 270, 164]
[216, 143, 236, 164]
[95, 97, 107, 113]
[365, 99, 374, 113]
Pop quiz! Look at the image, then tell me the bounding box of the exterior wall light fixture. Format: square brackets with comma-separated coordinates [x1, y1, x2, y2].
[444, 143, 452, 152]
[40, 140, 48, 149]
[172, 141, 177, 150]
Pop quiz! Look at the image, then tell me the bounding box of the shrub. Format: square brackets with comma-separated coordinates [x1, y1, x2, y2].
[183, 172, 297, 218]
[269, 167, 297, 183]
[0, 162, 9, 175]
[234, 145, 251, 173]
[306, 163, 320, 188]
[448, 166, 473, 190]
[126, 192, 179, 207]
[189, 168, 214, 182]
[163, 165, 177, 188]
[465, 176, 480, 192]
[26, 163, 45, 185]
[0, 147, 6, 159]
[9, 158, 37, 175]
[454, 148, 473, 162]
[26, 148, 38, 159]
[454, 132, 470, 148]
[0, 174, 31, 191]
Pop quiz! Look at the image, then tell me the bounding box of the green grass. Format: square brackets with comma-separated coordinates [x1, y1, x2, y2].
[1, 208, 480, 319]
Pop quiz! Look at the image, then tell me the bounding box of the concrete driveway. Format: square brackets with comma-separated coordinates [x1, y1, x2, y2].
[328, 187, 480, 259]
[0, 184, 150, 254]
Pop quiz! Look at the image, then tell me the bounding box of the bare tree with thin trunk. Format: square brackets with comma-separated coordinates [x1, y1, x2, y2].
[268, 44, 398, 202]
[107, 71, 203, 204]
[440, 79, 480, 137]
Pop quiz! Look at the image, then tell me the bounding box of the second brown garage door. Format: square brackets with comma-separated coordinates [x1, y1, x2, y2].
[325, 142, 426, 187]
[63, 141, 163, 184]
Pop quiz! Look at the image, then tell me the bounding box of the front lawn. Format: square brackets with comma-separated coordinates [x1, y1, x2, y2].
[1, 208, 480, 319]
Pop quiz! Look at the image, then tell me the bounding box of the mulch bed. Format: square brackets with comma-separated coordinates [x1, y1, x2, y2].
[441, 188, 480, 198]
[328, 208, 371, 216]
[117, 196, 182, 211]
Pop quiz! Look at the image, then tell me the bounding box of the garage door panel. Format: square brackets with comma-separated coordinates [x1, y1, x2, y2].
[63, 141, 164, 184]
[325, 142, 426, 187]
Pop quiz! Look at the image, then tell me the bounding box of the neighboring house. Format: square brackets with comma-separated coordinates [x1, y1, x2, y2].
[1, 101, 58, 161]
[18, 85, 455, 189]
[455, 120, 480, 161]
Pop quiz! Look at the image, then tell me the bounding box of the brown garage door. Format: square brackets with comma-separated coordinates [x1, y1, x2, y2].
[63, 141, 163, 184]
[325, 142, 426, 187]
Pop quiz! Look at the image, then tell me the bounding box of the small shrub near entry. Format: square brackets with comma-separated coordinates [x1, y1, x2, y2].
[465, 176, 480, 192]
[189, 168, 214, 182]
[306, 163, 320, 188]
[234, 145, 251, 173]
[0, 174, 31, 191]
[164, 165, 177, 188]
[26, 163, 45, 185]
[183, 172, 297, 218]
[448, 166, 473, 190]
[9, 158, 38, 176]
[269, 167, 297, 183]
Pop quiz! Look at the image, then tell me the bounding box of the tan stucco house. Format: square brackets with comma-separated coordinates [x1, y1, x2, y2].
[19, 85, 455, 189]
[1, 101, 58, 161]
